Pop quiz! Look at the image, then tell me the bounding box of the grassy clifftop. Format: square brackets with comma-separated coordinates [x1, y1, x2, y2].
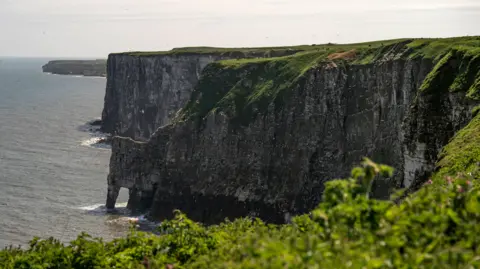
[434, 112, 480, 181]
[110, 38, 408, 57]
[178, 51, 329, 125]
[177, 36, 480, 195]
[111, 37, 480, 60]
[178, 37, 480, 126]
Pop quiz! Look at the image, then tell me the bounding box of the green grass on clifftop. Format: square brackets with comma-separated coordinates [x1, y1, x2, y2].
[410, 37, 480, 96]
[178, 51, 329, 125]
[434, 113, 480, 181]
[110, 38, 408, 57]
[407, 37, 480, 60]
[178, 36, 480, 125]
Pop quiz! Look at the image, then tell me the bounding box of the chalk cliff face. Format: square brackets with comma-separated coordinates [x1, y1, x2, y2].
[103, 40, 480, 223]
[100, 49, 300, 140]
[101, 54, 229, 140]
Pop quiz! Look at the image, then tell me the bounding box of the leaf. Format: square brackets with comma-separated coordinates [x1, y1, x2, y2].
[447, 209, 461, 224]
[351, 167, 366, 179]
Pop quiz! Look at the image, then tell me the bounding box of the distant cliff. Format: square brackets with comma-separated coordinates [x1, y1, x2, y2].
[42, 60, 107, 77]
[102, 38, 480, 224]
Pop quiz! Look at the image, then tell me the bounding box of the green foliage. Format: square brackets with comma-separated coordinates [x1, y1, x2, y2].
[111, 38, 408, 57]
[406, 37, 480, 60]
[4, 160, 480, 268]
[178, 51, 329, 125]
[176, 36, 480, 126]
[419, 51, 457, 93]
[4, 37, 480, 268]
[450, 55, 480, 93]
[418, 49, 480, 95]
[434, 114, 480, 181]
[467, 74, 480, 100]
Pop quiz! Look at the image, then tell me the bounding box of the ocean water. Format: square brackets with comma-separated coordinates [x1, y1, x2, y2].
[0, 58, 135, 247]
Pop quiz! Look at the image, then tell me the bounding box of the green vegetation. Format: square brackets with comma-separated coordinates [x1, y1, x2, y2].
[178, 36, 480, 126]
[3, 159, 480, 268]
[3, 36, 479, 268]
[178, 51, 329, 125]
[419, 51, 458, 93]
[110, 38, 408, 57]
[411, 37, 480, 95]
[434, 113, 480, 181]
[406, 37, 480, 60]
[418, 50, 480, 95]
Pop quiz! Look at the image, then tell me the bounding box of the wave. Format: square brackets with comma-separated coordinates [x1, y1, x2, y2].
[76, 202, 129, 215]
[76, 203, 159, 232]
[107, 215, 159, 232]
[80, 137, 111, 149]
[78, 118, 111, 149]
[78, 203, 106, 211]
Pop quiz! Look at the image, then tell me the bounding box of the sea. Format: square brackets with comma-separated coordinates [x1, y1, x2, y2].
[0, 58, 139, 248]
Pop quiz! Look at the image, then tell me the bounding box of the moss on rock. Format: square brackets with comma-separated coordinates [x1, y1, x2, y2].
[434, 114, 480, 180]
[179, 37, 480, 127]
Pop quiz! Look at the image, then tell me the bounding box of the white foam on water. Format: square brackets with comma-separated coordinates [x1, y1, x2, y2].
[115, 202, 128, 208]
[75, 202, 159, 232]
[76, 202, 128, 213]
[81, 137, 103, 147]
[107, 216, 138, 223]
[80, 136, 111, 149]
[78, 203, 105, 211]
[105, 214, 160, 232]
[78, 118, 111, 149]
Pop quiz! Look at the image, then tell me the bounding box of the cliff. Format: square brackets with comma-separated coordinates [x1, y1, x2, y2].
[42, 60, 107, 77]
[100, 54, 228, 140]
[103, 37, 480, 223]
[100, 47, 301, 140]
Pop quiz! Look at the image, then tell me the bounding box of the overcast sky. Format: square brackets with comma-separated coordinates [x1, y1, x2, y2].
[1, 0, 479, 58]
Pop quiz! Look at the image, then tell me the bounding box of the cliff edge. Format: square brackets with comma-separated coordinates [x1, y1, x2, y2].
[100, 47, 301, 140]
[103, 37, 480, 223]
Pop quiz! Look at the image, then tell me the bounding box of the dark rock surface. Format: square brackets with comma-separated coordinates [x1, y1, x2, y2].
[103, 42, 479, 224]
[100, 54, 232, 140]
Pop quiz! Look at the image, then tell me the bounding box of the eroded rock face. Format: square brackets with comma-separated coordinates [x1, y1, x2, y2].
[101, 54, 230, 140]
[105, 56, 477, 223]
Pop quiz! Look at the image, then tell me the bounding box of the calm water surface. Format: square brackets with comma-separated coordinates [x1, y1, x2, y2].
[0, 58, 132, 247]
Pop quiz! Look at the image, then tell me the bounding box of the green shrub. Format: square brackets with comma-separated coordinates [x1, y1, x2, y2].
[2, 158, 480, 268]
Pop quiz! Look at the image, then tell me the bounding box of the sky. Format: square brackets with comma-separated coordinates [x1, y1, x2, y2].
[1, 0, 479, 58]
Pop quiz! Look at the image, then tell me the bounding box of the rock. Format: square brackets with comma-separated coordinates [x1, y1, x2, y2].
[100, 53, 233, 140]
[103, 40, 480, 224]
[90, 119, 103, 126]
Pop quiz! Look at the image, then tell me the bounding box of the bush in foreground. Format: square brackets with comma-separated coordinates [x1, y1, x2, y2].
[2, 158, 480, 268]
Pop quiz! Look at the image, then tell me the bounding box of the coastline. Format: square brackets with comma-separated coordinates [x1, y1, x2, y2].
[44, 72, 107, 78]
[42, 59, 107, 78]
